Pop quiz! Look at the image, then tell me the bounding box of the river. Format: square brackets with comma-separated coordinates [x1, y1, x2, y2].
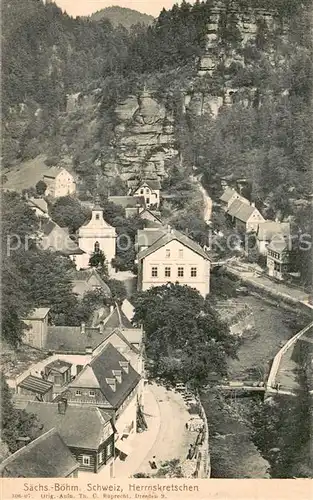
[202, 295, 303, 478]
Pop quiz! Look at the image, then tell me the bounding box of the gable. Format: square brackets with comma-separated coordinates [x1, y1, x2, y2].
[68, 365, 100, 388]
[247, 210, 264, 222]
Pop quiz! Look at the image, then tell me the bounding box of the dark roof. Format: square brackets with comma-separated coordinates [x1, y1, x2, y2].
[0, 429, 78, 478]
[102, 304, 133, 330]
[70, 343, 141, 409]
[144, 219, 163, 229]
[18, 375, 53, 395]
[267, 237, 290, 253]
[24, 403, 112, 450]
[227, 199, 259, 222]
[256, 222, 291, 242]
[41, 220, 57, 236]
[139, 208, 163, 223]
[136, 229, 166, 248]
[28, 198, 48, 213]
[134, 179, 161, 191]
[24, 308, 50, 320]
[220, 187, 238, 203]
[46, 326, 103, 353]
[138, 228, 210, 261]
[108, 196, 145, 208]
[70, 269, 111, 298]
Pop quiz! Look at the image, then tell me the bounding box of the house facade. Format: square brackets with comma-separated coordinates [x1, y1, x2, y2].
[256, 222, 291, 255]
[23, 308, 50, 349]
[267, 238, 292, 281]
[43, 168, 76, 198]
[131, 180, 161, 209]
[227, 200, 265, 233]
[58, 343, 142, 462]
[137, 227, 211, 298]
[24, 401, 115, 475]
[75, 197, 116, 271]
[219, 187, 250, 211]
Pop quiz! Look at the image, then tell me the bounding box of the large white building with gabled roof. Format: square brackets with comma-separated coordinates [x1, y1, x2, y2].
[136, 226, 211, 297]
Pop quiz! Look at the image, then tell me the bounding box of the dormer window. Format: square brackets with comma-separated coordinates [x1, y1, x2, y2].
[106, 377, 116, 392]
[112, 369, 122, 384]
[95, 213, 100, 220]
[119, 361, 129, 374]
[89, 390, 95, 397]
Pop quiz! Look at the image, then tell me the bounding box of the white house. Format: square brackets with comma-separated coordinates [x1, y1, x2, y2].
[227, 199, 265, 233]
[219, 187, 250, 211]
[256, 221, 291, 255]
[43, 167, 76, 198]
[75, 197, 116, 271]
[137, 226, 211, 298]
[130, 179, 161, 209]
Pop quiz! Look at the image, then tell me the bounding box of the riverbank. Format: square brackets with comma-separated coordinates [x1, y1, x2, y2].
[202, 294, 304, 478]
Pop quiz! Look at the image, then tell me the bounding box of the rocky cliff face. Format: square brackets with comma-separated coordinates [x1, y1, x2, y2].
[102, 90, 178, 182]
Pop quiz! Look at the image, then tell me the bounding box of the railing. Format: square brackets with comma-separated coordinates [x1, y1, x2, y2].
[266, 321, 313, 393]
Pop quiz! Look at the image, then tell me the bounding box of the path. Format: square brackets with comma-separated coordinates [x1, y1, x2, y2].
[190, 174, 212, 223]
[114, 383, 192, 478]
[225, 261, 311, 305]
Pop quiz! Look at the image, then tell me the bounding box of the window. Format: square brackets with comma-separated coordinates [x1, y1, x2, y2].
[151, 266, 158, 277]
[140, 189, 144, 194]
[89, 390, 95, 397]
[165, 267, 171, 278]
[145, 188, 150, 194]
[177, 267, 184, 277]
[98, 450, 104, 464]
[190, 267, 197, 277]
[179, 249, 184, 258]
[107, 443, 113, 458]
[82, 455, 90, 466]
[75, 390, 81, 396]
[95, 214, 100, 220]
[165, 249, 171, 258]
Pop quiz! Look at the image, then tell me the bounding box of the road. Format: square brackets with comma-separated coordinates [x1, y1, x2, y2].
[190, 174, 212, 223]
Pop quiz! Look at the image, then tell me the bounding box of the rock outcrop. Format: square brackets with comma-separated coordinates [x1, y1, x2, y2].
[105, 89, 178, 182]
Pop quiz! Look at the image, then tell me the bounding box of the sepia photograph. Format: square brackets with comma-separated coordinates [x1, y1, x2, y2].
[0, 0, 312, 497]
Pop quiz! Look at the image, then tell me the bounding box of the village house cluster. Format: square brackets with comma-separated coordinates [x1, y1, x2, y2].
[220, 185, 292, 281]
[1, 172, 214, 477]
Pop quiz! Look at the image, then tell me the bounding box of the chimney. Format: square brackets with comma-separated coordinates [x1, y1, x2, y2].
[112, 369, 122, 384]
[251, 202, 255, 207]
[110, 305, 114, 314]
[106, 377, 116, 392]
[119, 360, 129, 374]
[81, 322, 86, 335]
[58, 398, 68, 415]
[167, 225, 171, 233]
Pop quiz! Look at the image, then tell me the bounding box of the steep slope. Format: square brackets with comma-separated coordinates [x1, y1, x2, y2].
[90, 6, 154, 28]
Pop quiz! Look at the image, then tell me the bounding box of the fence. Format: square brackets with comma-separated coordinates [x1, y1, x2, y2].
[266, 321, 313, 394]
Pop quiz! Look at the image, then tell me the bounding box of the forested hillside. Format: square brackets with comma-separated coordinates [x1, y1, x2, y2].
[90, 6, 154, 28]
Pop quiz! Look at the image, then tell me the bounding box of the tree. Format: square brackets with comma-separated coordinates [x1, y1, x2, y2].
[132, 283, 238, 388]
[106, 278, 127, 304]
[49, 196, 91, 233]
[35, 179, 47, 195]
[89, 247, 109, 279]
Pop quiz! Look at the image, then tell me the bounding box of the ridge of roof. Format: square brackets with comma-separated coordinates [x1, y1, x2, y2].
[138, 228, 210, 261]
[0, 428, 78, 478]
